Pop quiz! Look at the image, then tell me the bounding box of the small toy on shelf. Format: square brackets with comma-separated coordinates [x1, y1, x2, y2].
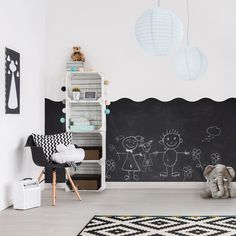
[71, 46, 85, 62]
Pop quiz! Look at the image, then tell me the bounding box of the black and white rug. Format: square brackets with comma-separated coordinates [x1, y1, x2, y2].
[78, 216, 236, 236]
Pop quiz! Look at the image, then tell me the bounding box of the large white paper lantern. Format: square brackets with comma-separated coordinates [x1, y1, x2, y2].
[135, 7, 184, 56]
[174, 46, 208, 80]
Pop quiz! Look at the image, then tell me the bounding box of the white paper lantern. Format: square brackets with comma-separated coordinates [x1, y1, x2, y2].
[135, 7, 184, 56]
[174, 47, 208, 80]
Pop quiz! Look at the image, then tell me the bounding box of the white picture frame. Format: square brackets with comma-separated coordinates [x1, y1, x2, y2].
[84, 91, 97, 100]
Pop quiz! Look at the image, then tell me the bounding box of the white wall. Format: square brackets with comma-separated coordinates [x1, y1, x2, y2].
[45, 0, 236, 101]
[5, 0, 234, 209]
[0, 0, 45, 211]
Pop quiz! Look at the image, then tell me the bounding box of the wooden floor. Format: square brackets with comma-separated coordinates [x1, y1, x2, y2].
[0, 188, 236, 236]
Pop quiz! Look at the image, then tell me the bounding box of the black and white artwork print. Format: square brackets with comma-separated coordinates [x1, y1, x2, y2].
[5, 47, 20, 114]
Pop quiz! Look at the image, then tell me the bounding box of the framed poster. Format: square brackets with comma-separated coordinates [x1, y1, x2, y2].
[5, 48, 20, 114]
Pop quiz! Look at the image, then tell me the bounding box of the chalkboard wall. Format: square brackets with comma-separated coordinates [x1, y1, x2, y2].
[45, 98, 65, 135]
[106, 98, 236, 182]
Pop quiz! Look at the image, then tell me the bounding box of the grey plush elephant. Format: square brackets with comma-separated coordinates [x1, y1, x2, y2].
[200, 164, 236, 199]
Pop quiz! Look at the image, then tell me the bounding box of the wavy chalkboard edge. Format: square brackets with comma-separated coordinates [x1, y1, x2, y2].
[110, 97, 236, 104]
[45, 98, 65, 104]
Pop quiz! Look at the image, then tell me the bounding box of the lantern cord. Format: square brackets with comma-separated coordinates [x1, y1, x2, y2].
[158, 0, 160, 7]
[187, 0, 190, 46]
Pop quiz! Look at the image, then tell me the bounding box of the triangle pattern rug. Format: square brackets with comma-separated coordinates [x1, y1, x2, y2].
[78, 215, 236, 236]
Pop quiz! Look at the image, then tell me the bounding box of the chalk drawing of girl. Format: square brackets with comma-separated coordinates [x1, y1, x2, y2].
[120, 136, 143, 181]
[140, 140, 153, 172]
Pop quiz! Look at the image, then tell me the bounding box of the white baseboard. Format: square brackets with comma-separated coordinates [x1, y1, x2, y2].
[43, 182, 206, 190]
[106, 182, 206, 189]
[106, 182, 236, 189]
[43, 182, 236, 190]
[0, 199, 13, 212]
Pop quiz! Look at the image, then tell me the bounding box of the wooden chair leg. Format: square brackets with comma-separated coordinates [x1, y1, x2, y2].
[37, 169, 45, 182]
[65, 169, 81, 201]
[52, 169, 56, 206]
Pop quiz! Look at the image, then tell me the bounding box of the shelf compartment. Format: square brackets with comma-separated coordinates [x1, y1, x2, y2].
[67, 98, 102, 104]
[72, 132, 102, 147]
[67, 174, 101, 191]
[69, 102, 102, 131]
[73, 162, 101, 174]
[67, 72, 102, 101]
[83, 146, 102, 160]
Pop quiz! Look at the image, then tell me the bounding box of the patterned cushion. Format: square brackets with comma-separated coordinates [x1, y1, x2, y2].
[32, 132, 72, 161]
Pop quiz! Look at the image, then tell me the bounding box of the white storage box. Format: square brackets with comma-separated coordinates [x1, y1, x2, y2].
[13, 179, 41, 210]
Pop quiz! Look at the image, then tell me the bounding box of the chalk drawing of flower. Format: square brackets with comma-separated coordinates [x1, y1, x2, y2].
[106, 159, 117, 179]
[192, 148, 201, 160]
[106, 159, 116, 172]
[211, 153, 221, 165]
[191, 148, 205, 172]
[183, 166, 193, 181]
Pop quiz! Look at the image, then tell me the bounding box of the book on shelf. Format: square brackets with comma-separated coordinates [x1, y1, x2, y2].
[66, 61, 84, 71]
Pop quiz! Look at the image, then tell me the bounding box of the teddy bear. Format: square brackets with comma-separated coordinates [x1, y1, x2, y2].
[71, 46, 85, 62]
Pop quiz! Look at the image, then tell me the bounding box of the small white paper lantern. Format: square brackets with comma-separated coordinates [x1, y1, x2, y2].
[174, 47, 208, 80]
[135, 7, 184, 56]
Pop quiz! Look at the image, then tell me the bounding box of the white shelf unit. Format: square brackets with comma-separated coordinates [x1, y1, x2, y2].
[65, 72, 106, 191]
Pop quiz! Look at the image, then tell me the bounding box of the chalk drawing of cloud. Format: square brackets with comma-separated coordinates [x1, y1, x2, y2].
[207, 126, 221, 137]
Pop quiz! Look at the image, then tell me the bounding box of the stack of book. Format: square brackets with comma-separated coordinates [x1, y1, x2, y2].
[66, 61, 84, 71]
